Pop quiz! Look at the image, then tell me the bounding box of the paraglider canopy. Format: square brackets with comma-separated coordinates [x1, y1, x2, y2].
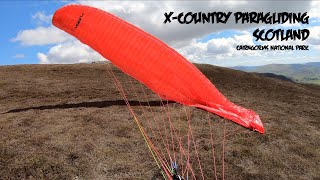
[52, 4, 264, 134]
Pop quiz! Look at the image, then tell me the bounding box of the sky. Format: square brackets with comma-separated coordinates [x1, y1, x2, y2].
[1, 0, 320, 67]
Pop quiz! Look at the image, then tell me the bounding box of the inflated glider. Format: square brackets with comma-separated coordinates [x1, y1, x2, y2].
[52, 5, 264, 133]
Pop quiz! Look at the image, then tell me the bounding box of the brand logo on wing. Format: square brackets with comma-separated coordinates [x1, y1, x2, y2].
[75, 13, 84, 29]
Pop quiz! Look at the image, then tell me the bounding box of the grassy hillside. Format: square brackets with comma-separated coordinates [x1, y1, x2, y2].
[0, 63, 319, 179]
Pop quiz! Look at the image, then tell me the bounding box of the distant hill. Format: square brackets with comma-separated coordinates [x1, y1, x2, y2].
[256, 73, 295, 83]
[233, 62, 320, 85]
[305, 62, 320, 67]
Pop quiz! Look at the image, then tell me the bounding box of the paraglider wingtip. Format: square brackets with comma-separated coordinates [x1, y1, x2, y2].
[252, 115, 265, 134]
[255, 126, 265, 134]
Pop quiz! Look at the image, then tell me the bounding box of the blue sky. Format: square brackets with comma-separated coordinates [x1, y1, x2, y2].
[1, 1, 320, 67]
[0, 1, 68, 65]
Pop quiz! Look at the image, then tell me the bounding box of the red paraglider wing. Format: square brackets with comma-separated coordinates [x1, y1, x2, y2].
[52, 5, 264, 134]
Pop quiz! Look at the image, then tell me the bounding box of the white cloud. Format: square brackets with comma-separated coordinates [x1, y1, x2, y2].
[307, 26, 320, 45]
[277, 21, 302, 28]
[309, 1, 320, 18]
[12, 54, 25, 59]
[37, 40, 105, 64]
[177, 34, 261, 63]
[313, 45, 320, 50]
[32, 12, 52, 25]
[12, 26, 71, 46]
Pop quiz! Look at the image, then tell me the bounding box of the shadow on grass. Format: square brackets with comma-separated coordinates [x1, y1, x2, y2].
[3, 100, 175, 114]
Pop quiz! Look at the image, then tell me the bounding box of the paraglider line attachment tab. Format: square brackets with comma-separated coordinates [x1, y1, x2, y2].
[75, 13, 84, 29]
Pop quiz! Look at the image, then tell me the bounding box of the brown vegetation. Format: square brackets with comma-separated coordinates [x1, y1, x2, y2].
[0, 63, 319, 179]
